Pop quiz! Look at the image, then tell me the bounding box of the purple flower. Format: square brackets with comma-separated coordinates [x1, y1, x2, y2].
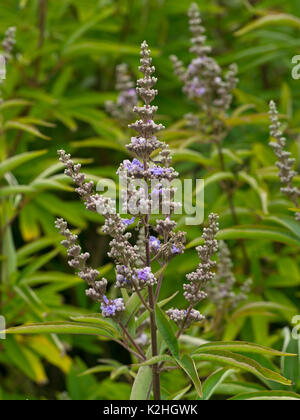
[123, 217, 135, 226]
[127, 88, 137, 97]
[123, 159, 144, 174]
[196, 87, 206, 97]
[136, 267, 156, 286]
[172, 245, 181, 255]
[194, 57, 204, 65]
[151, 186, 163, 197]
[150, 166, 164, 176]
[137, 268, 149, 281]
[101, 296, 125, 317]
[150, 236, 161, 252]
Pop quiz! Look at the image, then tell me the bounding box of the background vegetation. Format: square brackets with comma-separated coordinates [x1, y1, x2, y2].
[0, 0, 300, 400]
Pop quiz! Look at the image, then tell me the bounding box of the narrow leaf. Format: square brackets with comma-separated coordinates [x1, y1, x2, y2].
[156, 305, 179, 358]
[192, 351, 292, 385]
[0, 150, 47, 179]
[201, 368, 235, 400]
[177, 355, 203, 398]
[194, 341, 295, 357]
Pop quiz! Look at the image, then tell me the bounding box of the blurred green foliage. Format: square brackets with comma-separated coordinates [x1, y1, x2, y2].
[0, 0, 300, 400]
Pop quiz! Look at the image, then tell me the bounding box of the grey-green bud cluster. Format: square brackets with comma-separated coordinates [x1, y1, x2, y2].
[269, 101, 300, 222]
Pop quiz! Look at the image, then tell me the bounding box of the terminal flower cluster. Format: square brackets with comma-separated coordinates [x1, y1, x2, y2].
[269, 100, 300, 222]
[171, 3, 238, 136]
[105, 63, 138, 123]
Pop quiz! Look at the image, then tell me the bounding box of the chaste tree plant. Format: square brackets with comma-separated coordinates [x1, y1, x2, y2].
[4, 39, 297, 401]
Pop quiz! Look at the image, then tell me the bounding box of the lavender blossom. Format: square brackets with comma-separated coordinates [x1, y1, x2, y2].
[55, 218, 125, 318]
[123, 217, 135, 226]
[101, 296, 125, 318]
[105, 63, 138, 123]
[171, 3, 238, 133]
[0, 27, 16, 103]
[56, 42, 186, 300]
[269, 101, 300, 222]
[150, 236, 161, 253]
[2, 27, 16, 61]
[184, 213, 219, 303]
[167, 213, 219, 328]
[56, 42, 221, 359]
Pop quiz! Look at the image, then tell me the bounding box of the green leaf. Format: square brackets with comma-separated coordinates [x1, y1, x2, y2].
[70, 315, 119, 335]
[30, 178, 73, 193]
[4, 322, 115, 338]
[136, 292, 178, 328]
[194, 341, 295, 357]
[235, 14, 300, 37]
[22, 347, 48, 385]
[218, 226, 300, 247]
[26, 336, 71, 374]
[80, 366, 116, 376]
[0, 98, 32, 110]
[187, 226, 300, 249]
[16, 235, 62, 264]
[177, 355, 203, 398]
[71, 137, 128, 153]
[13, 284, 48, 318]
[4, 121, 50, 140]
[63, 6, 116, 49]
[269, 257, 300, 288]
[119, 290, 146, 336]
[137, 355, 175, 367]
[0, 150, 47, 179]
[0, 185, 37, 197]
[130, 348, 152, 400]
[171, 149, 211, 166]
[230, 302, 293, 321]
[169, 385, 191, 400]
[201, 368, 235, 400]
[19, 203, 41, 242]
[229, 391, 300, 400]
[155, 305, 179, 358]
[239, 172, 268, 214]
[35, 193, 87, 229]
[21, 249, 60, 278]
[264, 215, 300, 240]
[1, 224, 17, 285]
[281, 328, 300, 391]
[110, 366, 131, 381]
[214, 380, 265, 396]
[192, 350, 292, 385]
[3, 337, 36, 381]
[63, 41, 157, 58]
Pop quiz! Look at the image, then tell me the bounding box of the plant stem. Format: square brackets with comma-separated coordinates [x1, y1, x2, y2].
[143, 156, 161, 400]
[148, 284, 160, 399]
[131, 279, 152, 312]
[35, 0, 47, 81]
[145, 221, 161, 400]
[176, 305, 193, 339]
[118, 322, 146, 361]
